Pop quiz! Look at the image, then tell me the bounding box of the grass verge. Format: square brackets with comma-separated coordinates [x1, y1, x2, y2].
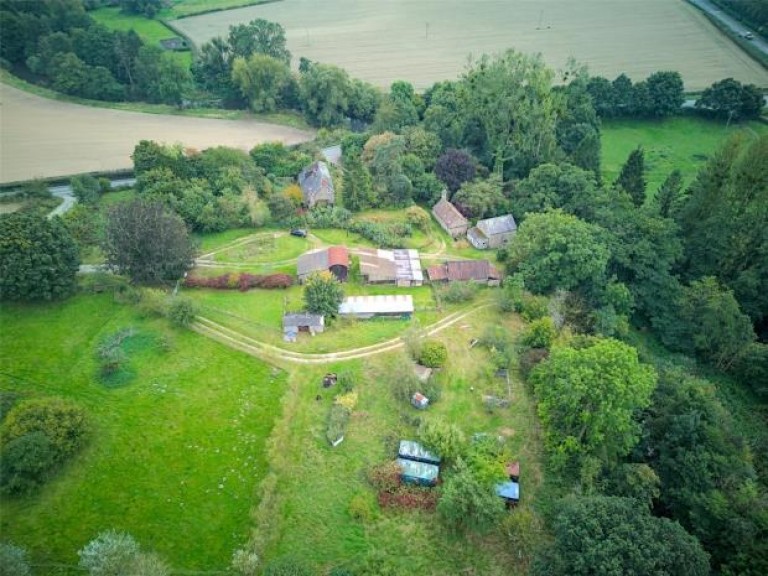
[0, 294, 285, 572]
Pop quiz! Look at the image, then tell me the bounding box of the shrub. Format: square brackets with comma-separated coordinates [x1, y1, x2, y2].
[335, 391, 358, 411]
[0, 432, 55, 495]
[337, 370, 357, 393]
[378, 485, 440, 511]
[167, 297, 198, 327]
[0, 542, 31, 576]
[418, 418, 466, 463]
[418, 340, 448, 368]
[405, 206, 430, 232]
[520, 317, 557, 349]
[519, 293, 550, 321]
[78, 530, 140, 576]
[135, 288, 168, 318]
[519, 348, 550, 379]
[326, 404, 350, 446]
[2, 397, 89, 464]
[304, 205, 351, 229]
[231, 548, 260, 576]
[97, 327, 135, 376]
[184, 273, 294, 291]
[440, 281, 478, 303]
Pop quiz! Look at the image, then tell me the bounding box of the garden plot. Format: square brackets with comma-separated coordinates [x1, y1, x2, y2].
[173, 0, 768, 91]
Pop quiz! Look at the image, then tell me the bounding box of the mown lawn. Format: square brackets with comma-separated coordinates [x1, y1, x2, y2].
[249, 307, 545, 573]
[91, 8, 192, 68]
[0, 294, 285, 572]
[183, 283, 451, 352]
[601, 116, 768, 193]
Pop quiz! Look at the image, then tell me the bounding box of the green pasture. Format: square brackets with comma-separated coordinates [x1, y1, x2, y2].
[91, 8, 192, 68]
[601, 116, 768, 193]
[0, 295, 285, 571]
[250, 307, 542, 573]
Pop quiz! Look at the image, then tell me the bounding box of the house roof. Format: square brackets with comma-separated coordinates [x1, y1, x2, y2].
[427, 259, 500, 282]
[398, 440, 441, 465]
[357, 248, 423, 283]
[297, 246, 348, 276]
[477, 214, 517, 237]
[327, 246, 350, 268]
[298, 161, 334, 204]
[432, 197, 468, 229]
[397, 458, 439, 483]
[338, 295, 414, 315]
[297, 248, 329, 277]
[283, 313, 324, 329]
[495, 481, 520, 501]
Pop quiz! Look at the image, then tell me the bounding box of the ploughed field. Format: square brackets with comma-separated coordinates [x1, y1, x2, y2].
[0, 84, 313, 184]
[173, 0, 768, 91]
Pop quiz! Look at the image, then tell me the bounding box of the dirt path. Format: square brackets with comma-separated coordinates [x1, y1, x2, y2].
[191, 302, 492, 365]
[0, 84, 314, 184]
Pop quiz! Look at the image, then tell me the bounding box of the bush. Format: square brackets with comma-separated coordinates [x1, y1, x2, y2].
[519, 293, 550, 321]
[337, 370, 357, 393]
[184, 273, 294, 291]
[418, 340, 448, 368]
[0, 542, 31, 576]
[367, 461, 403, 493]
[168, 297, 198, 327]
[520, 317, 557, 349]
[304, 205, 351, 229]
[0, 432, 56, 495]
[348, 219, 412, 248]
[405, 206, 430, 232]
[418, 418, 466, 463]
[440, 281, 479, 303]
[1, 397, 89, 464]
[78, 530, 140, 576]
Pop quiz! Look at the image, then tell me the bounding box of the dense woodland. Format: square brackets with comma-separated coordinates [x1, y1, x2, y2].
[1, 1, 768, 575]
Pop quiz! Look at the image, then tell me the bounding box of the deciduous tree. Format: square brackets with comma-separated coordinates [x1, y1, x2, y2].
[303, 271, 344, 318]
[102, 200, 194, 284]
[0, 212, 80, 301]
[232, 53, 293, 113]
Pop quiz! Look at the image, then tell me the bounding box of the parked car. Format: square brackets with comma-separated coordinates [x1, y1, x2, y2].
[290, 228, 308, 238]
[743, 32, 754, 40]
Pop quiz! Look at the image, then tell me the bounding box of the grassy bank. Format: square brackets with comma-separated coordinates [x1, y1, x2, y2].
[0, 294, 285, 572]
[601, 115, 768, 193]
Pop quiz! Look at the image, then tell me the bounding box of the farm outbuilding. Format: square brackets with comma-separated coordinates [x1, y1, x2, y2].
[338, 295, 414, 319]
[398, 440, 441, 465]
[397, 458, 440, 487]
[283, 313, 325, 341]
[298, 161, 334, 207]
[495, 481, 520, 506]
[427, 259, 501, 286]
[297, 246, 349, 283]
[357, 248, 423, 286]
[467, 214, 517, 249]
[432, 193, 468, 238]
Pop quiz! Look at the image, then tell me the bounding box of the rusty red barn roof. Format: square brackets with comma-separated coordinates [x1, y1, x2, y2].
[327, 246, 349, 268]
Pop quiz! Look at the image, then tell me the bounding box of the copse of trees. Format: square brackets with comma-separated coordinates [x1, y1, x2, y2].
[695, 77, 765, 121]
[585, 71, 684, 119]
[0, 212, 80, 301]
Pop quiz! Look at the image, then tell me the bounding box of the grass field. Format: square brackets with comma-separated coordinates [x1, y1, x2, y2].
[173, 0, 768, 91]
[163, 0, 277, 19]
[0, 295, 286, 571]
[601, 116, 768, 192]
[249, 306, 543, 573]
[91, 7, 192, 68]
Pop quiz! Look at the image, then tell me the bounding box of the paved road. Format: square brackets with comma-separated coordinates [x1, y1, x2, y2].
[687, 0, 768, 57]
[47, 177, 135, 219]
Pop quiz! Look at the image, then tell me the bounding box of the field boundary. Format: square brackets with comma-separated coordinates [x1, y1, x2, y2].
[167, 0, 283, 21]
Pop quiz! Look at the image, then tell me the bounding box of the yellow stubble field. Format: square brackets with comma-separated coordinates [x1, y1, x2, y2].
[174, 0, 768, 90]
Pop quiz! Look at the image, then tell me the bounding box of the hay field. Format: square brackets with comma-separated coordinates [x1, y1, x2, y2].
[174, 0, 768, 90]
[0, 84, 313, 184]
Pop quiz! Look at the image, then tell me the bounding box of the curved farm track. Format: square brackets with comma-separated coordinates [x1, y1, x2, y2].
[192, 303, 492, 365]
[0, 84, 314, 184]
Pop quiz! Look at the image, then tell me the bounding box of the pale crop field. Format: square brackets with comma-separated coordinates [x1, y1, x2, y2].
[0, 84, 313, 184]
[174, 0, 768, 90]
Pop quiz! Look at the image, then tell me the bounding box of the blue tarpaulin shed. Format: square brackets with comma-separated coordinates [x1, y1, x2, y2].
[496, 481, 520, 503]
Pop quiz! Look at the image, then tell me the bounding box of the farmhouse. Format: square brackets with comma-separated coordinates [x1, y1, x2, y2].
[357, 248, 423, 286]
[427, 259, 501, 286]
[432, 194, 468, 238]
[298, 161, 334, 207]
[338, 295, 414, 319]
[283, 313, 325, 341]
[467, 214, 517, 249]
[297, 246, 349, 283]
